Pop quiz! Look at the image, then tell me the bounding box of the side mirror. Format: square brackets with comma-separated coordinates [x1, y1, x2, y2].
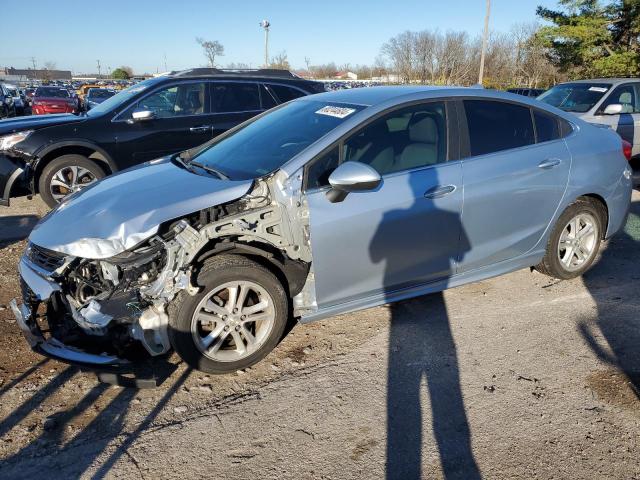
[326, 161, 382, 203]
[603, 103, 623, 115]
[130, 109, 155, 123]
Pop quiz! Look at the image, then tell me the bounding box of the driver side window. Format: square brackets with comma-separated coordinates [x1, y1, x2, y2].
[305, 102, 447, 190]
[600, 84, 640, 114]
[124, 83, 207, 119]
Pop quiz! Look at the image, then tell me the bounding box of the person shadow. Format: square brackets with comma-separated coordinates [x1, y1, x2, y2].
[0, 215, 39, 248]
[580, 195, 640, 399]
[369, 165, 480, 479]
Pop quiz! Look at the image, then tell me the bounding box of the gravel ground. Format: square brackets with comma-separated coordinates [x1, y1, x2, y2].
[0, 192, 639, 479]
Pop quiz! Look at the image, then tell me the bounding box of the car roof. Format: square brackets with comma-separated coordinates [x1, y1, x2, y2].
[297, 85, 550, 107]
[558, 78, 638, 85]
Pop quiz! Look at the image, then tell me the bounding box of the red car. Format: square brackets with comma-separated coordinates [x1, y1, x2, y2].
[31, 87, 78, 115]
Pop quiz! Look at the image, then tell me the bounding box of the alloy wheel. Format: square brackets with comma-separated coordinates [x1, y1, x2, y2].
[49, 165, 98, 202]
[191, 280, 276, 362]
[557, 212, 599, 272]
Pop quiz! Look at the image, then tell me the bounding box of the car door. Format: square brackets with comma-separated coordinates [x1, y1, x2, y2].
[113, 81, 214, 167]
[305, 101, 464, 309]
[209, 81, 265, 138]
[593, 82, 640, 157]
[457, 99, 572, 273]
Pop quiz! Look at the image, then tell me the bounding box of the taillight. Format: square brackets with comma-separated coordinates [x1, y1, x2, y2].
[622, 139, 632, 161]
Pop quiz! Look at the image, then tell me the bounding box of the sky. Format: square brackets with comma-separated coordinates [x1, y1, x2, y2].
[0, 0, 560, 74]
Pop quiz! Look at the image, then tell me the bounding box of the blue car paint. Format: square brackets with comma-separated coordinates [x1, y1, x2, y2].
[294, 87, 632, 323]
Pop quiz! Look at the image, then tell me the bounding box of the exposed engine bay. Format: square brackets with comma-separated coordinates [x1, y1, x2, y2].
[14, 170, 316, 365]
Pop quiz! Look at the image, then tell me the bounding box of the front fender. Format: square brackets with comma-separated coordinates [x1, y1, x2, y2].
[0, 154, 28, 206]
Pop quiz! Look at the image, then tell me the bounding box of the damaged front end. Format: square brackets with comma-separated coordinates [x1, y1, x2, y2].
[12, 169, 317, 368]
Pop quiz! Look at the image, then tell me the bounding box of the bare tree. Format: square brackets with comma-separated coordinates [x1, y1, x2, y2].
[196, 37, 224, 67]
[268, 51, 290, 70]
[43, 61, 57, 70]
[381, 31, 415, 83]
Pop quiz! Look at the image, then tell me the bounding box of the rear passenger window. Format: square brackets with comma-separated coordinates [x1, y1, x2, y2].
[534, 110, 560, 142]
[212, 82, 261, 113]
[260, 85, 277, 109]
[463, 100, 535, 156]
[267, 84, 305, 103]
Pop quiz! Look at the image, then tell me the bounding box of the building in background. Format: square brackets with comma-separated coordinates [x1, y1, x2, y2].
[0, 67, 73, 82]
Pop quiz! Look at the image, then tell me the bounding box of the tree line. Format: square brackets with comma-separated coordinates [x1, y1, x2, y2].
[195, 0, 639, 87]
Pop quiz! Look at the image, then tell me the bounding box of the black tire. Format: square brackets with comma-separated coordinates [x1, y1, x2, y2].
[535, 198, 606, 280]
[168, 255, 289, 374]
[38, 154, 106, 208]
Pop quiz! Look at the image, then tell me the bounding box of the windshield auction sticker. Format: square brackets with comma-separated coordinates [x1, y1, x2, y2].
[315, 106, 356, 118]
[588, 86, 608, 93]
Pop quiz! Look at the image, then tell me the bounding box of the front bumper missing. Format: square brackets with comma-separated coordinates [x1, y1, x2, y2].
[11, 257, 130, 368]
[10, 298, 129, 367]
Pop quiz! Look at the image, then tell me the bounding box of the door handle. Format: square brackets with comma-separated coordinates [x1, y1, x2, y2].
[424, 184, 456, 199]
[538, 158, 561, 169]
[190, 125, 211, 133]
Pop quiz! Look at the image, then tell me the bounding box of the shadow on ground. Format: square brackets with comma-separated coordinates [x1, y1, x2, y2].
[580, 196, 640, 400]
[0, 359, 191, 479]
[0, 215, 39, 247]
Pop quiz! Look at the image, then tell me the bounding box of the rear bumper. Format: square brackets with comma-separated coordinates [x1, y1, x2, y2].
[0, 153, 28, 207]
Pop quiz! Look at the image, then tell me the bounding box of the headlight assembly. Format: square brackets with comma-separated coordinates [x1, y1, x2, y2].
[0, 130, 33, 151]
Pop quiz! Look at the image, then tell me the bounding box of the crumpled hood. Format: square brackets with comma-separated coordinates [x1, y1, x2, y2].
[29, 158, 253, 259]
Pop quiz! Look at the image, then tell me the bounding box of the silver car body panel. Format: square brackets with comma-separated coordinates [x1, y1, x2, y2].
[12, 85, 633, 366]
[29, 158, 253, 259]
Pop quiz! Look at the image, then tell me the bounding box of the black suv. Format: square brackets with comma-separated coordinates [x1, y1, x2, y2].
[0, 69, 324, 207]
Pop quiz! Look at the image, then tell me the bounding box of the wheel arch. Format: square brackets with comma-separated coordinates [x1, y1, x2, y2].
[194, 240, 309, 299]
[32, 141, 117, 191]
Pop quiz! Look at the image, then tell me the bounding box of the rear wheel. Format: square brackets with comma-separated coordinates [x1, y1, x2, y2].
[535, 198, 605, 279]
[168, 255, 288, 374]
[38, 154, 106, 208]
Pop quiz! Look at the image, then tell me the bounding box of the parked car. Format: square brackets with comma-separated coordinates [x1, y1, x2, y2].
[5, 85, 25, 115]
[0, 68, 325, 207]
[507, 87, 545, 97]
[10, 86, 633, 375]
[538, 78, 640, 181]
[84, 88, 116, 110]
[31, 86, 78, 115]
[0, 84, 15, 118]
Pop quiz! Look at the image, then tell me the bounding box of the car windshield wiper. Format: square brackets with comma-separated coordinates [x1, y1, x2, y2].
[187, 160, 230, 180]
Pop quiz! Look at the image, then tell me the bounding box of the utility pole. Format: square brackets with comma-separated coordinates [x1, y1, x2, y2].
[96, 59, 101, 79]
[478, 0, 491, 85]
[30, 56, 37, 70]
[260, 20, 270, 67]
[164, 52, 168, 71]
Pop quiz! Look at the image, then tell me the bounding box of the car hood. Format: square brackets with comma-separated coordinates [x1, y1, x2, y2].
[0, 113, 84, 135]
[29, 158, 253, 259]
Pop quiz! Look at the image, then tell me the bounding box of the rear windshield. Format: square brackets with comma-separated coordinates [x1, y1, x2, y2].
[35, 87, 70, 98]
[537, 83, 611, 113]
[189, 100, 365, 180]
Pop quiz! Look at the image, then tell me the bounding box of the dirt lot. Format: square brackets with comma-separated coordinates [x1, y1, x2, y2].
[0, 192, 639, 479]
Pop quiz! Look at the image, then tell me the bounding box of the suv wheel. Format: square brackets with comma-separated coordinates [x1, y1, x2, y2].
[168, 255, 288, 374]
[535, 198, 605, 279]
[39, 155, 106, 207]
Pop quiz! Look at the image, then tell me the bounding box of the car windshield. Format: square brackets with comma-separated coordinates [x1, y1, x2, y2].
[88, 89, 115, 99]
[188, 100, 365, 180]
[537, 83, 612, 112]
[85, 78, 159, 117]
[35, 87, 69, 98]
[7, 88, 17, 96]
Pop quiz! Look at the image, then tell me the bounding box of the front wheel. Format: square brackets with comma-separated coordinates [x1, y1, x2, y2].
[535, 198, 605, 279]
[38, 155, 106, 208]
[168, 255, 289, 374]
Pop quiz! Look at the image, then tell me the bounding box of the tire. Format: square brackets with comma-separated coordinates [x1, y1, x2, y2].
[535, 198, 606, 280]
[38, 154, 106, 208]
[168, 255, 289, 374]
